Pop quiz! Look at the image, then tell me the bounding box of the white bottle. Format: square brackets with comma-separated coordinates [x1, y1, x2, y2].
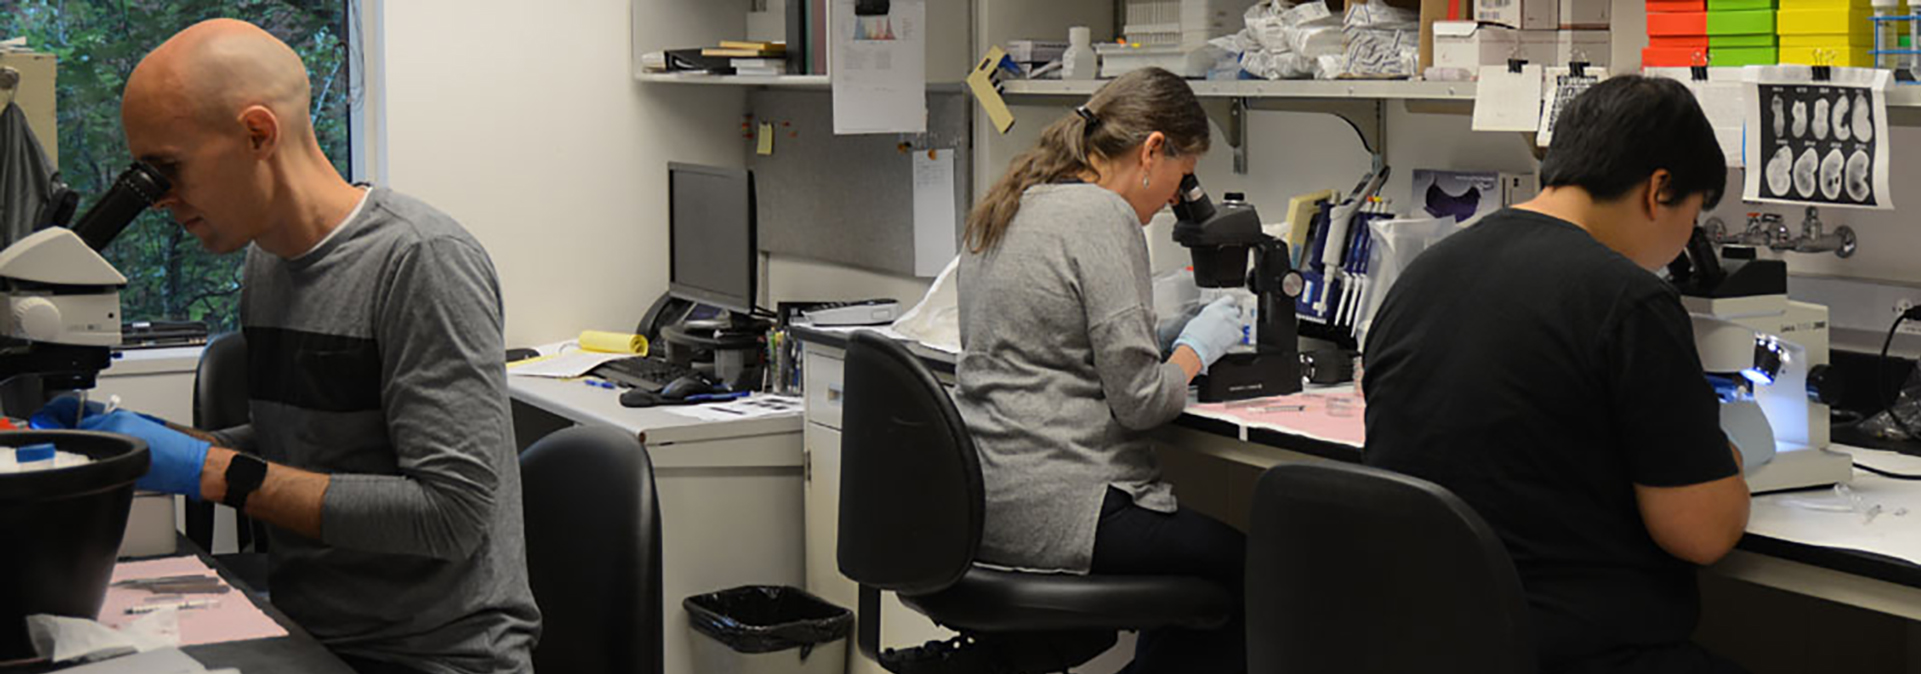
[1063, 26, 1099, 80]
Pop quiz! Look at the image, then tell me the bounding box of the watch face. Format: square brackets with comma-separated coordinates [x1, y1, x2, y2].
[1281, 271, 1306, 299]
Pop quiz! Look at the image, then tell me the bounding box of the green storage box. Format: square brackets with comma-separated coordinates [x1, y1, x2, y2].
[1710, 33, 1779, 47]
[1707, 0, 1775, 10]
[1707, 8, 1777, 34]
[1714, 45, 1779, 64]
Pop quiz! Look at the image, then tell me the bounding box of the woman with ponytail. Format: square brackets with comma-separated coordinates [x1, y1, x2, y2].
[955, 68, 1248, 673]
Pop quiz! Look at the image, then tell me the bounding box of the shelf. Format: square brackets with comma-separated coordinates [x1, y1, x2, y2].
[998, 78, 1477, 101]
[634, 73, 831, 89]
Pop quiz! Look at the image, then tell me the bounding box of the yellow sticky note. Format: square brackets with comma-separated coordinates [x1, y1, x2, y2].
[967, 47, 1016, 135]
[757, 123, 775, 156]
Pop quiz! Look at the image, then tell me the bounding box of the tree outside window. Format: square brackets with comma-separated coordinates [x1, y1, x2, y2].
[1, 0, 352, 335]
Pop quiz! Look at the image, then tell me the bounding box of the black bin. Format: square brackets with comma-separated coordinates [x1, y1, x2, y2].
[0, 430, 150, 662]
[684, 585, 853, 673]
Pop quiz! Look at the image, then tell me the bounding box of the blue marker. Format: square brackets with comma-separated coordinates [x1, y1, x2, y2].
[583, 379, 617, 390]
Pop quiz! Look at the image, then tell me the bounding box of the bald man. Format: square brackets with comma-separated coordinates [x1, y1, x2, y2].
[42, 19, 540, 674]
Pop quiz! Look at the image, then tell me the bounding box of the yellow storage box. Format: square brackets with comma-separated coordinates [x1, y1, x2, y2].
[1778, 45, 1873, 64]
[1778, 33, 1873, 47]
[1776, 7, 1872, 35]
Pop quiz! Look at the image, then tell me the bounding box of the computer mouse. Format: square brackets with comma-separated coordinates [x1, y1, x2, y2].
[618, 389, 659, 408]
[659, 374, 718, 400]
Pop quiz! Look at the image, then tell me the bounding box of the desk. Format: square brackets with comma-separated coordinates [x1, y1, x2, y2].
[787, 326, 1921, 625]
[23, 535, 353, 674]
[506, 376, 806, 674]
[169, 536, 353, 674]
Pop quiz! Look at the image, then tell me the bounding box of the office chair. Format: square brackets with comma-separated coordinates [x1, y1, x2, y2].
[522, 426, 664, 674]
[1247, 462, 1537, 674]
[186, 331, 272, 591]
[838, 331, 1234, 674]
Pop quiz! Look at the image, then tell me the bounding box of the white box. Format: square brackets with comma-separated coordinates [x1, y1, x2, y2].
[1477, 0, 1558, 30]
[1555, 30, 1611, 67]
[1433, 21, 1523, 70]
[1559, 0, 1610, 28]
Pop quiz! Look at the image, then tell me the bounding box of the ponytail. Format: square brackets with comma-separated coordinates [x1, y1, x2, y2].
[963, 67, 1211, 253]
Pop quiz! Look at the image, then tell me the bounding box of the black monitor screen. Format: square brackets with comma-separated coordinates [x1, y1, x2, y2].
[668, 163, 756, 315]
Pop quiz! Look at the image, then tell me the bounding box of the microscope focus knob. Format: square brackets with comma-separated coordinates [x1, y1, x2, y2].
[12, 296, 63, 342]
[1807, 364, 1842, 405]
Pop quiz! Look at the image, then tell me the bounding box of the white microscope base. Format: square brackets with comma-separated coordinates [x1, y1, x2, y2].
[1746, 443, 1854, 494]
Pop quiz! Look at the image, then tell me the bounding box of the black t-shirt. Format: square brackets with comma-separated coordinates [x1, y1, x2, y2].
[1362, 208, 1739, 671]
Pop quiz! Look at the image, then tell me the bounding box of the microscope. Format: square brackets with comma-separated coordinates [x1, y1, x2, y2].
[0, 162, 169, 406]
[1171, 174, 1304, 403]
[1669, 229, 1853, 493]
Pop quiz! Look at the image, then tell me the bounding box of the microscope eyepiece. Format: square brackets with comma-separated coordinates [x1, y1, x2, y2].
[71, 162, 171, 252]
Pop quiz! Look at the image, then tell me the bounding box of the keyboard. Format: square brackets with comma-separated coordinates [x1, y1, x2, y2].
[593, 356, 698, 393]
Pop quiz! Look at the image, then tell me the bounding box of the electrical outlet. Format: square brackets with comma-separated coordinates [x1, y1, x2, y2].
[1898, 299, 1921, 336]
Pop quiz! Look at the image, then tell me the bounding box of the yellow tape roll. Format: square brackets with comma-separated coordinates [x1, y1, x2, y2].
[579, 330, 648, 356]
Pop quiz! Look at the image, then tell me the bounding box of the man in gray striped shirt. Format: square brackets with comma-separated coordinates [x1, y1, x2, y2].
[52, 19, 540, 674]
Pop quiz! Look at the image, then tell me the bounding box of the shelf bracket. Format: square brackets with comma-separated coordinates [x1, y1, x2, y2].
[1197, 98, 1250, 175]
[1245, 97, 1387, 171]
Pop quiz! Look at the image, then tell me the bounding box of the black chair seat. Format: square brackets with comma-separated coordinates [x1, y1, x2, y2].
[901, 566, 1233, 634]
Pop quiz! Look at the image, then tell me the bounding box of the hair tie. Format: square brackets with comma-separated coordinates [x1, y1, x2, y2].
[1075, 105, 1101, 132]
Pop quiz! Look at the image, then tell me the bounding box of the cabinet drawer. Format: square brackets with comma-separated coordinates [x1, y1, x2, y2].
[805, 351, 846, 430]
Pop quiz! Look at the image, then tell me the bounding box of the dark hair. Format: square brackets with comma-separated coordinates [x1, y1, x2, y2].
[963, 68, 1210, 253]
[1539, 75, 1726, 210]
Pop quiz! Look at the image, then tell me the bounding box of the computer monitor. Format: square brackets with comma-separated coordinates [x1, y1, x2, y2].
[667, 162, 757, 317]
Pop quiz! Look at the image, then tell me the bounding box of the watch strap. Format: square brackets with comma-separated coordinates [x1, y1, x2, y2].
[223, 453, 268, 511]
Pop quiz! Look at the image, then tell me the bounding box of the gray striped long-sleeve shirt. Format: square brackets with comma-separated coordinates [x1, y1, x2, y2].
[956, 184, 1187, 574]
[214, 188, 539, 674]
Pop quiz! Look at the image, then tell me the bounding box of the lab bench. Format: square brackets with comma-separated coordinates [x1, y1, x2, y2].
[787, 325, 1921, 629]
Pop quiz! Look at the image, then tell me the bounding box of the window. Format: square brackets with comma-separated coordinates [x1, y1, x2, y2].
[1, 0, 356, 334]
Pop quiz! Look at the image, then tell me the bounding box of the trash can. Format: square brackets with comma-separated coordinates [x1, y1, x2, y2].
[685, 585, 853, 674]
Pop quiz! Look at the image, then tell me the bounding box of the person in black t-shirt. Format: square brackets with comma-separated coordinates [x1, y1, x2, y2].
[1362, 76, 1752, 674]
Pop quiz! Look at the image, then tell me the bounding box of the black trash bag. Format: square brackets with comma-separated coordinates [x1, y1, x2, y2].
[683, 585, 853, 659]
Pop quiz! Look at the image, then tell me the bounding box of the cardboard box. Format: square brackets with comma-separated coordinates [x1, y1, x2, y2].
[1411, 170, 1538, 227]
[1433, 21, 1523, 69]
[1554, 29, 1612, 65]
[1560, 0, 1611, 27]
[1477, 0, 1558, 29]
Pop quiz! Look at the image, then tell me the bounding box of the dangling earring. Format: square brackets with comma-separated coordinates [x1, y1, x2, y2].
[1142, 174, 1152, 189]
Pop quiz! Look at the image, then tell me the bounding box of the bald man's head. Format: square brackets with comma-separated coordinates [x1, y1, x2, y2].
[122, 19, 337, 255]
[124, 18, 313, 139]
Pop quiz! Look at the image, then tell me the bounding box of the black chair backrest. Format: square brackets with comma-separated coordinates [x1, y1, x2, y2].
[193, 332, 249, 432]
[1248, 462, 1536, 674]
[522, 426, 663, 674]
[838, 331, 982, 596]
[188, 332, 255, 554]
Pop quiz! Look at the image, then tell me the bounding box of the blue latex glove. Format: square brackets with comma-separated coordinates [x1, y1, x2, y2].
[79, 411, 210, 500]
[29, 395, 106, 430]
[1174, 296, 1246, 370]
[1156, 302, 1204, 356]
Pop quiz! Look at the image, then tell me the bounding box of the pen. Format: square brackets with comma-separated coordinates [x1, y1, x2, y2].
[686, 391, 751, 403]
[127, 598, 220, 614]
[582, 379, 617, 390]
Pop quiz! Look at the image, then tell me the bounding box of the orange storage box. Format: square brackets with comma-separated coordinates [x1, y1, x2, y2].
[1648, 11, 1710, 36]
[1647, 0, 1706, 10]
[1643, 46, 1710, 65]
[1648, 35, 1712, 48]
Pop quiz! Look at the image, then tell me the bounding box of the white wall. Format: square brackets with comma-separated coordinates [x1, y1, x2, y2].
[380, 0, 745, 347]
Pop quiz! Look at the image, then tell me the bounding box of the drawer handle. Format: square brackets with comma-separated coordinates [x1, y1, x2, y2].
[825, 386, 843, 406]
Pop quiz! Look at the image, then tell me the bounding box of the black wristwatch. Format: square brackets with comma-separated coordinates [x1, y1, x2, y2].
[223, 453, 268, 511]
